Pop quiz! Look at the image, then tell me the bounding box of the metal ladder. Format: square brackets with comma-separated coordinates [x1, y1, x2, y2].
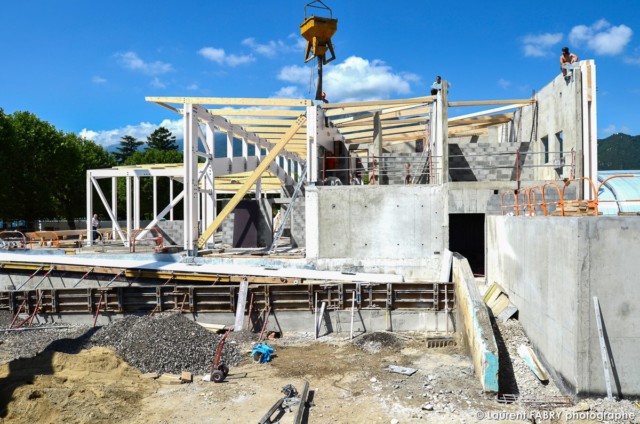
[268, 163, 308, 254]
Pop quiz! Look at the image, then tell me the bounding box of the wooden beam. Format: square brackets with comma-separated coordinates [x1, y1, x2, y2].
[196, 114, 307, 249]
[345, 131, 426, 143]
[449, 104, 526, 121]
[146, 96, 312, 107]
[227, 118, 297, 126]
[327, 103, 429, 120]
[206, 108, 304, 117]
[448, 113, 513, 127]
[321, 96, 433, 110]
[337, 117, 428, 131]
[448, 99, 535, 107]
[340, 124, 427, 139]
[448, 129, 488, 138]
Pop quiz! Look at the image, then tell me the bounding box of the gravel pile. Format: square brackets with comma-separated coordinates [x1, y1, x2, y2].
[1, 324, 93, 362]
[90, 313, 243, 375]
[353, 331, 402, 354]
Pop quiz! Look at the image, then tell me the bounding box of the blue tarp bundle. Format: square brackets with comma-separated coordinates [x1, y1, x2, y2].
[251, 343, 274, 363]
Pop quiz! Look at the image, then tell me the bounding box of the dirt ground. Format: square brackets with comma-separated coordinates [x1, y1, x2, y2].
[2, 330, 639, 423]
[0, 331, 496, 424]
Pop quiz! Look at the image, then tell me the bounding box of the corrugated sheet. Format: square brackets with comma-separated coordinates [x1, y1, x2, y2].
[597, 171, 640, 215]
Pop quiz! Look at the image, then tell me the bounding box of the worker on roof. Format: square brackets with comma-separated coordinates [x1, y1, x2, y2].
[560, 47, 578, 77]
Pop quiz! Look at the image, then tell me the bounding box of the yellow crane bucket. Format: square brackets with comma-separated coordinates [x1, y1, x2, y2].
[300, 15, 337, 63]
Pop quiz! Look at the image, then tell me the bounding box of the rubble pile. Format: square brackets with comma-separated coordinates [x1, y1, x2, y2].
[91, 313, 243, 375]
[495, 318, 563, 399]
[353, 331, 402, 354]
[1, 323, 92, 362]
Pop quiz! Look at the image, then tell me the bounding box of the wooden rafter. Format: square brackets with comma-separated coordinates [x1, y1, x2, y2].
[147, 96, 312, 107]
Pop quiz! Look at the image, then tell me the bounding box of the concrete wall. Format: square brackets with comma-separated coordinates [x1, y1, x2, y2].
[305, 185, 446, 279]
[486, 215, 640, 397]
[452, 253, 499, 392]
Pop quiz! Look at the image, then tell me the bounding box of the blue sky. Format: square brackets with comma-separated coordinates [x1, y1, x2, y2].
[1, 0, 639, 148]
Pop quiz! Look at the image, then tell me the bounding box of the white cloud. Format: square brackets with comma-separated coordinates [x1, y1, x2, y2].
[187, 83, 199, 91]
[522, 33, 563, 57]
[273, 86, 302, 98]
[569, 19, 632, 55]
[242, 36, 305, 58]
[150, 77, 166, 89]
[599, 124, 631, 136]
[279, 56, 417, 101]
[92, 75, 107, 84]
[498, 78, 511, 89]
[79, 119, 183, 148]
[115, 51, 173, 75]
[323, 56, 418, 101]
[277, 65, 310, 83]
[623, 56, 640, 65]
[198, 47, 254, 67]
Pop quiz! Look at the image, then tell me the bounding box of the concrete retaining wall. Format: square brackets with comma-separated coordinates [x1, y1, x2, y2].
[486, 215, 640, 397]
[452, 253, 499, 392]
[305, 185, 446, 279]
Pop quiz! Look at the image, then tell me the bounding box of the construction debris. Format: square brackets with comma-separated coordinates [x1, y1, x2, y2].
[353, 331, 402, 354]
[386, 365, 417, 376]
[517, 344, 550, 382]
[483, 282, 518, 321]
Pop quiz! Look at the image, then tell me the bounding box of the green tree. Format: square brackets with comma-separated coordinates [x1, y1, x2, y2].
[146, 126, 178, 151]
[0, 110, 114, 228]
[114, 134, 143, 164]
[117, 148, 183, 220]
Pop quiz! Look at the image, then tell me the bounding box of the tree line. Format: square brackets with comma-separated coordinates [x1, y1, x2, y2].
[0, 109, 182, 229]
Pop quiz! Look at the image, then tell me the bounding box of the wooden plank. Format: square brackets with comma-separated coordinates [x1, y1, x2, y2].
[322, 96, 433, 110]
[328, 104, 430, 120]
[593, 296, 614, 400]
[196, 115, 307, 249]
[448, 99, 535, 107]
[339, 124, 427, 138]
[344, 130, 425, 142]
[517, 344, 549, 382]
[234, 279, 249, 331]
[146, 96, 312, 107]
[338, 117, 428, 128]
[448, 113, 514, 127]
[227, 118, 297, 126]
[450, 105, 521, 121]
[205, 109, 304, 117]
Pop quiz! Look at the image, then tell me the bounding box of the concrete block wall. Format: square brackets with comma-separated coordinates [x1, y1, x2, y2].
[486, 215, 640, 397]
[157, 220, 183, 246]
[219, 199, 272, 248]
[379, 152, 430, 185]
[291, 202, 305, 248]
[448, 142, 535, 182]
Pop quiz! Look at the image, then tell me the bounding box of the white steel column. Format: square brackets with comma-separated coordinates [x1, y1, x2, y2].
[133, 175, 141, 230]
[203, 124, 216, 239]
[169, 178, 174, 220]
[126, 176, 132, 246]
[183, 103, 200, 253]
[255, 142, 262, 199]
[306, 105, 319, 182]
[152, 176, 158, 218]
[86, 172, 93, 244]
[111, 177, 117, 236]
